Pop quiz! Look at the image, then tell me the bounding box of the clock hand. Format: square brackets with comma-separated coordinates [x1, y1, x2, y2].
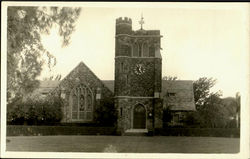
[139, 66, 142, 73]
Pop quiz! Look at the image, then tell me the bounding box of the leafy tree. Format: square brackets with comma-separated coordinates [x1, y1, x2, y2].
[162, 76, 178, 81]
[7, 6, 81, 103]
[198, 92, 228, 128]
[193, 77, 217, 110]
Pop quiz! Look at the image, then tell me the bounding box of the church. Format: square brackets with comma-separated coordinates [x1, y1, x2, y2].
[39, 17, 196, 134]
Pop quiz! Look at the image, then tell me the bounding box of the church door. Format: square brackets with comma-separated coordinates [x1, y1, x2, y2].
[133, 104, 146, 129]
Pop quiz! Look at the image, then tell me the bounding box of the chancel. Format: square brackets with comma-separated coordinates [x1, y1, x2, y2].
[38, 17, 196, 135]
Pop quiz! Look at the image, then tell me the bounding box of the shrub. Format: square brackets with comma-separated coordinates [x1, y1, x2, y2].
[7, 95, 63, 125]
[154, 128, 240, 138]
[7, 125, 116, 136]
[94, 98, 117, 126]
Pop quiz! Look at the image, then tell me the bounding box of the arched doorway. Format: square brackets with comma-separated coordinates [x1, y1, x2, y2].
[133, 104, 146, 129]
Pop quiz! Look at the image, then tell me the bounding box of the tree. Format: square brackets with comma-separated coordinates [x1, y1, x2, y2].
[7, 6, 81, 103]
[162, 76, 178, 81]
[198, 92, 229, 128]
[193, 77, 217, 110]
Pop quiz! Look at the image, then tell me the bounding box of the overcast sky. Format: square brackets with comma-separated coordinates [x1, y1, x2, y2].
[40, 3, 249, 98]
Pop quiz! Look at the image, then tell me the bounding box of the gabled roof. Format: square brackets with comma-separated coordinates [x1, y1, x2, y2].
[37, 61, 114, 94]
[162, 80, 196, 111]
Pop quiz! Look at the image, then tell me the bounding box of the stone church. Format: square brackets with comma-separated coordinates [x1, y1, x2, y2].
[39, 17, 196, 134]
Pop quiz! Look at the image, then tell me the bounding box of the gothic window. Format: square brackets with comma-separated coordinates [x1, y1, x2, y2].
[132, 43, 139, 57]
[142, 43, 149, 57]
[70, 84, 93, 121]
[149, 45, 155, 57]
[138, 43, 142, 57]
[121, 45, 131, 56]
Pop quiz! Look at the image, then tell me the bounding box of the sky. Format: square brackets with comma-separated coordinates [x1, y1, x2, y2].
[40, 3, 249, 98]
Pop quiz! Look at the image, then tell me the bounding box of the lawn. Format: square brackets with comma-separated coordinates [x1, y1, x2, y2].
[6, 135, 239, 153]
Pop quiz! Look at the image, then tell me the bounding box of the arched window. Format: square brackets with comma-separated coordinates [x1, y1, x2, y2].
[149, 45, 155, 57]
[142, 43, 149, 57]
[132, 43, 139, 57]
[138, 44, 142, 57]
[70, 84, 93, 121]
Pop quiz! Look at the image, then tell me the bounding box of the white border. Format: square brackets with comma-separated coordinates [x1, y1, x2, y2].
[1, 2, 249, 159]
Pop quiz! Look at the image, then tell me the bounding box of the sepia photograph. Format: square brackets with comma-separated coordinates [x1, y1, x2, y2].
[1, 2, 249, 159]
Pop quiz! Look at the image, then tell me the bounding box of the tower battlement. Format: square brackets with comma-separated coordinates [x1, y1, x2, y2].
[116, 17, 132, 25]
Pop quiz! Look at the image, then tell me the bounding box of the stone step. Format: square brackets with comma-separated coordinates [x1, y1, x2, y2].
[124, 132, 147, 136]
[124, 129, 148, 136]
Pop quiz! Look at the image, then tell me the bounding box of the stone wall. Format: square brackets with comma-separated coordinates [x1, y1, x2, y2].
[115, 57, 162, 97]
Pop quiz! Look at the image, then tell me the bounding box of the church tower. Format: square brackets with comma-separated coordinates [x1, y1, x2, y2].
[114, 16, 163, 134]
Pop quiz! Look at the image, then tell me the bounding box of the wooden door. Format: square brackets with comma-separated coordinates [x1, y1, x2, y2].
[133, 104, 146, 129]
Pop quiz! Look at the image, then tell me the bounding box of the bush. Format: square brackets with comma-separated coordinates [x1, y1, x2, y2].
[94, 98, 117, 126]
[154, 128, 240, 138]
[162, 107, 172, 128]
[7, 125, 117, 136]
[7, 95, 63, 125]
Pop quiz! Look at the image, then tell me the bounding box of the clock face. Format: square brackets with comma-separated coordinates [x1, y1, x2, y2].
[134, 64, 145, 75]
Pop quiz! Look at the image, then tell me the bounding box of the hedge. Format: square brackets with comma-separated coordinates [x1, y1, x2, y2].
[7, 125, 117, 136]
[155, 128, 240, 138]
[7, 126, 240, 138]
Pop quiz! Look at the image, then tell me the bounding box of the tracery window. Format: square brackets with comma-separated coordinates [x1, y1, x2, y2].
[142, 43, 149, 57]
[132, 43, 139, 57]
[70, 84, 93, 121]
[149, 45, 155, 57]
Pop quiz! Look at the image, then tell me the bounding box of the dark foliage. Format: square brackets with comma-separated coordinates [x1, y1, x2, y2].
[7, 6, 81, 103]
[7, 125, 117, 136]
[162, 107, 172, 128]
[94, 98, 118, 126]
[7, 96, 63, 125]
[155, 128, 240, 138]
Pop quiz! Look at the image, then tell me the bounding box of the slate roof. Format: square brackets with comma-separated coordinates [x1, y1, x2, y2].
[162, 80, 196, 111]
[37, 80, 60, 94]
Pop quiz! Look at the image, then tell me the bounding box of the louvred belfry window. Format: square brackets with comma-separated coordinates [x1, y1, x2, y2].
[70, 84, 93, 121]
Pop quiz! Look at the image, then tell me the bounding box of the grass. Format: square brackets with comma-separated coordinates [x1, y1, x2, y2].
[6, 135, 239, 153]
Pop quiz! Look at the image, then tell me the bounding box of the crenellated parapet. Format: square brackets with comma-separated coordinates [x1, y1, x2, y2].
[116, 17, 132, 25]
[115, 17, 132, 35]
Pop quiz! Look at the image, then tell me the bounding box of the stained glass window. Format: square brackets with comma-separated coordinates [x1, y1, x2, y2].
[70, 84, 93, 121]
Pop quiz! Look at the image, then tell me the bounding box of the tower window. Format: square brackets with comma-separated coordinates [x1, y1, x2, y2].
[138, 43, 142, 57]
[132, 43, 139, 57]
[143, 43, 149, 57]
[149, 46, 155, 57]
